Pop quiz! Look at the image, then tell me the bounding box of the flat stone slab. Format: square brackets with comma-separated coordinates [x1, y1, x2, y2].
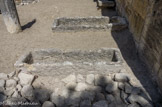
[52, 16, 127, 32]
[97, 0, 115, 7]
[15, 48, 123, 76]
[52, 16, 111, 32]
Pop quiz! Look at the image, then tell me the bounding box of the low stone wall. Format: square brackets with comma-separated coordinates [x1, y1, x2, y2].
[116, 0, 162, 93]
[0, 70, 153, 107]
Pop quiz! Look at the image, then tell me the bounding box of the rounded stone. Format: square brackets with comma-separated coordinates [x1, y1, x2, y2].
[105, 81, 118, 93]
[93, 100, 108, 107]
[34, 88, 50, 103]
[6, 79, 17, 88]
[21, 85, 34, 100]
[42, 101, 55, 107]
[80, 100, 91, 107]
[75, 82, 88, 91]
[86, 74, 95, 85]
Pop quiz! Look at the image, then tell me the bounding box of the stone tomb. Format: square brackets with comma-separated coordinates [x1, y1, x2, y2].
[52, 16, 127, 32]
[15, 48, 123, 76]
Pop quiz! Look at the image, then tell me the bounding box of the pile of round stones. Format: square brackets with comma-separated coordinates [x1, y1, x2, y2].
[0, 69, 153, 107]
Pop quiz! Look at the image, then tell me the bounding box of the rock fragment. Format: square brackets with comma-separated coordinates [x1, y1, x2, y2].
[18, 72, 35, 85]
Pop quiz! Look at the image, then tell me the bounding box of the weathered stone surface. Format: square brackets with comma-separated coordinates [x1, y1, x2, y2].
[16, 84, 22, 91]
[21, 85, 34, 100]
[95, 93, 105, 101]
[97, 0, 115, 7]
[62, 74, 76, 84]
[114, 73, 130, 82]
[5, 97, 27, 107]
[95, 74, 112, 86]
[0, 80, 5, 88]
[65, 91, 81, 106]
[131, 87, 141, 95]
[0, 93, 6, 102]
[120, 91, 129, 104]
[93, 100, 108, 107]
[118, 82, 125, 90]
[4, 88, 15, 97]
[125, 83, 133, 94]
[128, 94, 152, 107]
[34, 89, 50, 103]
[6, 79, 17, 87]
[86, 74, 95, 85]
[50, 92, 65, 107]
[105, 81, 118, 93]
[12, 90, 21, 98]
[128, 103, 140, 107]
[81, 91, 95, 101]
[80, 100, 91, 107]
[77, 74, 85, 83]
[75, 82, 88, 91]
[86, 85, 102, 93]
[106, 94, 115, 103]
[18, 72, 35, 85]
[66, 82, 77, 90]
[8, 71, 16, 78]
[42, 101, 55, 107]
[0, 73, 8, 80]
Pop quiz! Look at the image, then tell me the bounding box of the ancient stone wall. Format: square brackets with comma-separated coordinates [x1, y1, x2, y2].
[116, 0, 162, 92]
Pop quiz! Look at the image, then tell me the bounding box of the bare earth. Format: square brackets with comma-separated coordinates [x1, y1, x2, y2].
[0, 0, 161, 103]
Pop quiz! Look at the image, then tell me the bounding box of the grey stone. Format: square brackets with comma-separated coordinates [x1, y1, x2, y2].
[86, 74, 95, 85]
[97, 0, 115, 7]
[42, 101, 55, 107]
[75, 82, 88, 91]
[77, 74, 85, 83]
[21, 85, 34, 100]
[114, 73, 130, 82]
[118, 82, 125, 90]
[18, 72, 35, 85]
[0, 93, 6, 102]
[95, 74, 112, 86]
[81, 91, 95, 101]
[4, 88, 15, 97]
[106, 94, 115, 103]
[6, 79, 17, 87]
[12, 90, 21, 98]
[131, 87, 141, 95]
[34, 88, 50, 103]
[128, 94, 152, 107]
[16, 84, 22, 91]
[0, 79, 5, 88]
[120, 91, 129, 104]
[128, 103, 140, 107]
[125, 83, 133, 94]
[0, 73, 8, 80]
[95, 93, 105, 101]
[13, 77, 19, 82]
[66, 82, 77, 90]
[93, 100, 108, 107]
[86, 85, 102, 93]
[62, 74, 76, 84]
[50, 92, 65, 107]
[105, 81, 118, 93]
[80, 100, 91, 107]
[65, 91, 81, 106]
[8, 71, 16, 78]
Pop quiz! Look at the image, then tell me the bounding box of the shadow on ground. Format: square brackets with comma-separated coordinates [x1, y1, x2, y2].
[93, 0, 162, 105]
[22, 19, 36, 30]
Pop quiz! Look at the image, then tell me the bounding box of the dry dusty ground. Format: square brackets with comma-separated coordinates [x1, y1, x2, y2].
[0, 0, 161, 103]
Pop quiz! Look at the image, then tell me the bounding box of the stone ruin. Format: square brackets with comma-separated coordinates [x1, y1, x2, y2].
[52, 16, 127, 32]
[0, 48, 155, 107]
[0, 68, 153, 107]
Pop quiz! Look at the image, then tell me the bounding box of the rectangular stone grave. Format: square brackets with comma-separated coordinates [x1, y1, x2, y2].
[97, 0, 115, 7]
[15, 48, 123, 76]
[52, 16, 111, 32]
